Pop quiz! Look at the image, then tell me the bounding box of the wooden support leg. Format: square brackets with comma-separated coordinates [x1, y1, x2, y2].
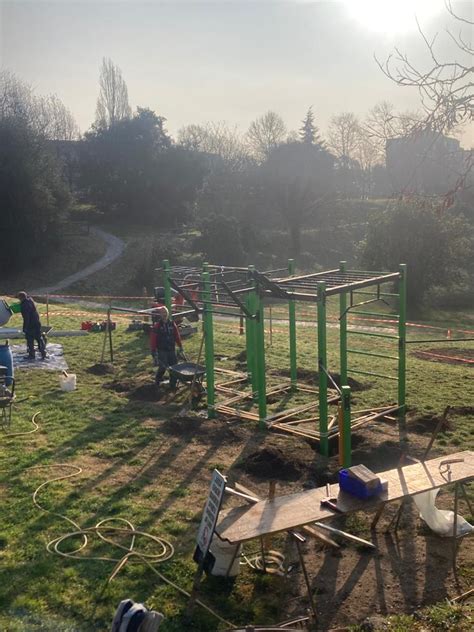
[460, 483, 473, 516]
[452, 483, 459, 578]
[371, 503, 386, 530]
[387, 501, 404, 532]
[259, 537, 267, 574]
[293, 534, 317, 621]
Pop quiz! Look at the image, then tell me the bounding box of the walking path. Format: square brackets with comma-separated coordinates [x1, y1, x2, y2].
[32, 227, 125, 295]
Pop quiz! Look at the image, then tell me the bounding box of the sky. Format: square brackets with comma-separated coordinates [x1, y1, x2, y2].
[1, 0, 473, 146]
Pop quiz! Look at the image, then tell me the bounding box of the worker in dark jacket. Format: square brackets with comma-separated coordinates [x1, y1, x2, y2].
[151, 307, 183, 390]
[17, 291, 46, 360]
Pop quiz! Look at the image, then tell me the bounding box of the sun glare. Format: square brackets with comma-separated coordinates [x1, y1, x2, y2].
[343, 0, 444, 34]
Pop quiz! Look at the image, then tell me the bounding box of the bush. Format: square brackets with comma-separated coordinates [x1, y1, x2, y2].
[359, 199, 474, 310]
[197, 214, 246, 265]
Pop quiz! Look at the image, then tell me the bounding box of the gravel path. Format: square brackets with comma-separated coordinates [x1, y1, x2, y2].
[32, 227, 125, 295]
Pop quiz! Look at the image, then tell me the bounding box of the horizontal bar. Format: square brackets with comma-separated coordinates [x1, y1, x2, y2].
[346, 269, 394, 275]
[350, 311, 399, 319]
[348, 368, 398, 381]
[348, 330, 399, 340]
[406, 338, 474, 344]
[350, 290, 399, 298]
[325, 273, 400, 296]
[347, 348, 399, 361]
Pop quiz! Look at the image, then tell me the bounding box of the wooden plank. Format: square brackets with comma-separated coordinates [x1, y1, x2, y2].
[216, 451, 474, 544]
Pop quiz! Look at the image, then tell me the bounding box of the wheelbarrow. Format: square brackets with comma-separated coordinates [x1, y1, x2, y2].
[168, 361, 206, 407]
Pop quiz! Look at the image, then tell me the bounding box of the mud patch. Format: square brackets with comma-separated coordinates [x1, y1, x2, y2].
[238, 446, 304, 480]
[128, 383, 162, 401]
[87, 363, 115, 375]
[412, 347, 474, 366]
[409, 412, 452, 434]
[160, 415, 247, 444]
[103, 379, 133, 393]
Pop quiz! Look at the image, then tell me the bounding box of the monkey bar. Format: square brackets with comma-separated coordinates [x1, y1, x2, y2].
[160, 259, 407, 465]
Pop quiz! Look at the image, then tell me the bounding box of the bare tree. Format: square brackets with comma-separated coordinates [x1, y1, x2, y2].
[0, 71, 79, 140]
[363, 101, 422, 163]
[246, 110, 286, 161]
[377, 1, 473, 133]
[0, 70, 34, 121]
[178, 121, 249, 170]
[177, 123, 205, 151]
[328, 112, 360, 159]
[95, 57, 131, 128]
[36, 94, 80, 140]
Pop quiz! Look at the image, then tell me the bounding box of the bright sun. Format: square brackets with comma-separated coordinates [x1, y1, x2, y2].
[343, 0, 444, 34]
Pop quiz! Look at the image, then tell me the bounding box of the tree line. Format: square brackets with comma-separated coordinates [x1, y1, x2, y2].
[1, 7, 473, 310]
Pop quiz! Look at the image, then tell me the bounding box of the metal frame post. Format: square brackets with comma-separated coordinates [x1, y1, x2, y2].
[340, 385, 352, 467]
[255, 292, 267, 428]
[339, 261, 348, 387]
[162, 259, 173, 315]
[288, 258, 297, 391]
[247, 266, 258, 397]
[398, 264, 407, 422]
[202, 269, 215, 419]
[317, 282, 329, 456]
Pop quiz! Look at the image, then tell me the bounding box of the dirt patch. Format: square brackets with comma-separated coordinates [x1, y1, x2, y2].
[412, 347, 474, 366]
[103, 379, 134, 393]
[409, 412, 452, 434]
[450, 405, 474, 416]
[128, 383, 162, 401]
[269, 367, 365, 390]
[238, 446, 305, 480]
[160, 415, 247, 444]
[87, 363, 115, 375]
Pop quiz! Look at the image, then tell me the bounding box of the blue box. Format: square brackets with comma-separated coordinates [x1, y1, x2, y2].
[339, 469, 383, 499]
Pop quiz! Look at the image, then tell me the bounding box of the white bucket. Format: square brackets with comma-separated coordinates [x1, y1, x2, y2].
[209, 535, 241, 577]
[59, 373, 76, 392]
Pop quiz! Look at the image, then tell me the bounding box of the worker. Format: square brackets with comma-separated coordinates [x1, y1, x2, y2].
[151, 307, 183, 390]
[17, 291, 46, 360]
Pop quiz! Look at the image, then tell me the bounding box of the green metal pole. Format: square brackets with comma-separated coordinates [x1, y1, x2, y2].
[162, 259, 172, 315]
[341, 385, 352, 468]
[247, 266, 258, 398]
[202, 270, 215, 419]
[245, 296, 253, 386]
[288, 258, 297, 391]
[317, 282, 329, 457]
[339, 260, 348, 387]
[255, 293, 267, 428]
[398, 263, 407, 423]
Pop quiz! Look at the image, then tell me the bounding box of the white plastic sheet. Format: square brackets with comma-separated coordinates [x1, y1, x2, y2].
[11, 343, 69, 372]
[413, 488, 473, 537]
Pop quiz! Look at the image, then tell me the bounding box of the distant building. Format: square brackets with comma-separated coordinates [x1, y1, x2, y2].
[386, 131, 470, 196]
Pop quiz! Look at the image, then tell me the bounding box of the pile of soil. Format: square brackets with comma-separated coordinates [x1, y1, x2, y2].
[103, 379, 133, 393]
[239, 446, 304, 480]
[128, 383, 162, 401]
[160, 415, 247, 444]
[87, 363, 115, 375]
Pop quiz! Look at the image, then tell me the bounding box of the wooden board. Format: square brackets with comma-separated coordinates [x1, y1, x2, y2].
[216, 451, 474, 544]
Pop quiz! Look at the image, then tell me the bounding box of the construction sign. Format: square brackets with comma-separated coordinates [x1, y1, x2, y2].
[196, 469, 226, 558]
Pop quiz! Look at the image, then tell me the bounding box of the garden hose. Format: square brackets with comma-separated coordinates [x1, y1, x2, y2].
[7, 453, 235, 627]
[1, 411, 236, 626]
[2, 410, 40, 437]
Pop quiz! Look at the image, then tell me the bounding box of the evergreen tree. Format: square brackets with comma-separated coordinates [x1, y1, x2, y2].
[299, 106, 323, 146]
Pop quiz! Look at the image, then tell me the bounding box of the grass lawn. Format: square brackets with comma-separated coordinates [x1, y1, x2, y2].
[0, 302, 472, 631]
